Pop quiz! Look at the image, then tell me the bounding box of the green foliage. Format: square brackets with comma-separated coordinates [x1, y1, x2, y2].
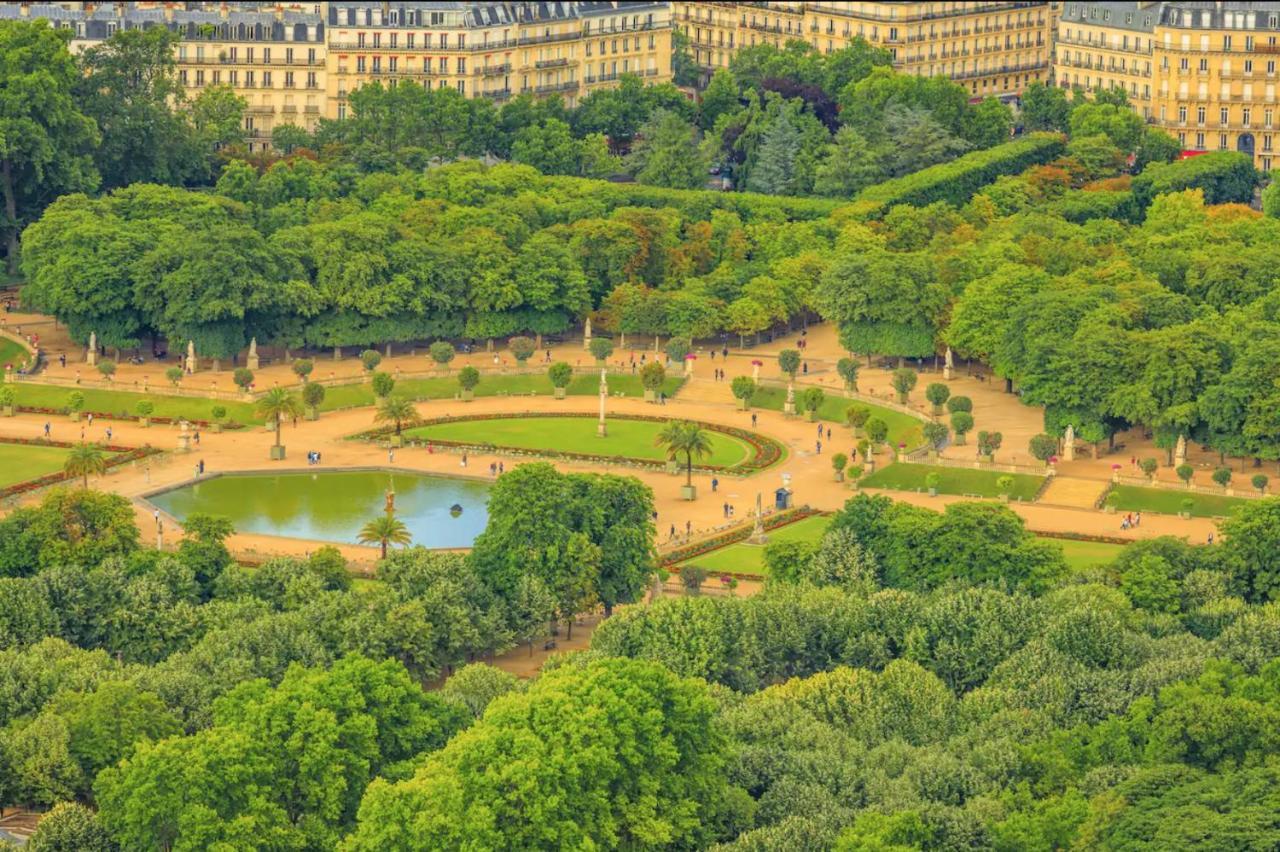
[301, 381, 325, 411]
[950, 410, 974, 438]
[232, 367, 253, 391]
[1212, 466, 1233, 489]
[976, 430, 1002, 457]
[626, 109, 708, 189]
[778, 349, 801, 378]
[891, 368, 917, 403]
[854, 133, 1066, 217]
[1132, 152, 1258, 209]
[836, 357, 859, 391]
[164, 366, 183, 387]
[507, 336, 535, 364]
[457, 366, 480, 392]
[547, 361, 573, 389]
[29, 801, 112, 852]
[428, 341, 455, 367]
[640, 361, 666, 391]
[1252, 473, 1269, 494]
[95, 361, 116, 379]
[370, 371, 395, 399]
[588, 336, 614, 362]
[924, 382, 950, 412]
[866, 418, 889, 445]
[290, 358, 313, 381]
[1139, 457, 1159, 478]
[134, 400, 154, 418]
[1176, 464, 1195, 485]
[360, 349, 382, 372]
[1029, 433, 1058, 462]
[922, 421, 949, 450]
[731, 375, 757, 402]
[801, 386, 825, 414]
[846, 405, 870, 429]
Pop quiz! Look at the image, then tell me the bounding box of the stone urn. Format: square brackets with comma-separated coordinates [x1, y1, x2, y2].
[461, 389, 474, 402]
[269, 445, 287, 461]
[555, 387, 567, 400]
[680, 484, 697, 501]
[644, 389, 657, 403]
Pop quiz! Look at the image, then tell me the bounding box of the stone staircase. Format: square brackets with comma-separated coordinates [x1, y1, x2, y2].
[1038, 476, 1109, 509]
[673, 377, 735, 407]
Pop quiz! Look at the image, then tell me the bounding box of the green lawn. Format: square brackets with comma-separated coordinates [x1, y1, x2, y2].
[318, 373, 685, 412]
[0, 337, 32, 370]
[405, 415, 752, 467]
[1040, 537, 1127, 571]
[748, 386, 924, 448]
[677, 514, 833, 577]
[1108, 484, 1250, 519]
[0, 442, 79, 488]
[861, 462, 1044, 501]
[11, 383, 260, 425]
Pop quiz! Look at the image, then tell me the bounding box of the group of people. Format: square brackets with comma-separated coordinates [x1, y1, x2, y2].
[1120, 512, 1142, 530]
[306, 451, 323, 465]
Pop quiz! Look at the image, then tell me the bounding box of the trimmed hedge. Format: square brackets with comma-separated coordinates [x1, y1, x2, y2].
[852, 132, 1067, 218]
[541, 176, 842, 222]
[1131, 151, 1258, 209]
[1048, 189, 1138, 224]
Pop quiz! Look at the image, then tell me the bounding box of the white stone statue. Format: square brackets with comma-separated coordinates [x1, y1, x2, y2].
[247, 337, 260, 371]
[1175, 433, 1187, 466]
[86, 332, 98, 366]
[185, 340, 197, 374]
[943, 346, 953, 380]
[1063, 423, 1075, 462]
[583, 316, 592, 350]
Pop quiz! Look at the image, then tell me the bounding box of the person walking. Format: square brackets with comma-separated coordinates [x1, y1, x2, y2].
[711, 477, 719, 492]
[44, 421, 51, 438]
[685, 520, 692, 540]
[751, 413, 758, 428]
[816, 440, 822, 454]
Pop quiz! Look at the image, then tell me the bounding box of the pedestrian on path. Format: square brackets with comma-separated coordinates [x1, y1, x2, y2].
[685, 520, 692, 539]
[388, 448, 395, 464]
[669, 524, 676, 540]
[751, 413, 758, 428]
[43, 421, 51, 438]
[711, 477, 718, 492]
[198, 459, 205, 475]
[816, 440, 822, 454]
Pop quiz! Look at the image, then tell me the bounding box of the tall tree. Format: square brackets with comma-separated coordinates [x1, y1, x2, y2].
[75, 27, 191, 188]
[625, 109, 708, 189]
[0, 20, 99, 273]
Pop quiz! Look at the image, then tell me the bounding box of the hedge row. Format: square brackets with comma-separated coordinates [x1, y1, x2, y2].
[852, 132, 1067, 218]
[542, 176, 843, 223]
[1131, 151, 1258, 209]
[1048, 188, 1138, 224]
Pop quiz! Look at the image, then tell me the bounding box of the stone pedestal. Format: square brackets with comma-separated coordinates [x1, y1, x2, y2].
[943, 366, 953, 380]
[1063, 442, 1074, 462]
[783, 383, 796, 416]
[247, 354, 260, 371]
[752, 363, 760, 381]
[597, 421, 607, 437]
[86, 348, 97, 367]
[176, 433, 191, 453]
[270, 445, 287, 460]
[684, 359, 693, 377]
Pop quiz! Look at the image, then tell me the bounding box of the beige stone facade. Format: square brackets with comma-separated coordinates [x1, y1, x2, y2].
[1057, 1, 1280, 171]
[674, 1, 1054, 98]
[324, 1, 670, 115]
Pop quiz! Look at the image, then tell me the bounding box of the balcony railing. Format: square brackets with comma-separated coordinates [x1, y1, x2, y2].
[477, 63, 511, 76]
[535, 57, 571, 69]
[534, 80, 580, 94]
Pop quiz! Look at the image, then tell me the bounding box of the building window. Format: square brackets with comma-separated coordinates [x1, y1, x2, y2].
[1244, 108, 1252, 126]
[1199, 58, 1208, 72]
[1265, 135, 1274, 151]
[1195, 132, 1205, 149]
[357, 57, 366, 72]
[1197, 106, 1206, 124]
[1222, 107, 1229, 124]
[1220, 133, 1228, 150]
[262, 71, 272, 87]
[285, 71, 294, 87]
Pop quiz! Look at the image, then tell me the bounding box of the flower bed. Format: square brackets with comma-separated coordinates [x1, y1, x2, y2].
[15, 406, 243, 430]
[354, 412, 785, 474]
[660, 506, 822, 567]
[0, 437, 161, 498]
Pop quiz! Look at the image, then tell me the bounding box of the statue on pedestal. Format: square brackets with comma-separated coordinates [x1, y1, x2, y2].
[583, 316, 592, 350]
[185, 340, 197, 374]
[247, 337, 260, 371]
[749, 492, 768, 544]
[1063, 423, 1075, 462]
[943, 346, 953, 380]
[86, 332, 98, 367]
[1174, 433, 1187, 467]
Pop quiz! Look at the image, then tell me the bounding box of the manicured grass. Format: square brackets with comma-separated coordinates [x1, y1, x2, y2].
[405, 415, 752, 467]
[11, 383, 260, 425]
[861, 462, 1044, 501]
[1108, 484, 1249, 519]
[677, 514, 833, 577]
[1040, 537, 1127, 571]
[0, 337, 31, 370]
[748, 386, 924, 448]
[0, 443, 79, 488]
[318, 373, 685, 412]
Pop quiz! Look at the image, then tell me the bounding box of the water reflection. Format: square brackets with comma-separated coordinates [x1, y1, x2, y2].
[151, 471, 490, 548]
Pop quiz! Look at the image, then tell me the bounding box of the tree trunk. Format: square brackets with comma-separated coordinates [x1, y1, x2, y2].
[566, 618, 573, 640]
[603, 601, 613, 618]
[275, 419, 282, 448]
[1, 158, 17, 276]
[686, 453, 693, 487]
[381, 541, 388, 559]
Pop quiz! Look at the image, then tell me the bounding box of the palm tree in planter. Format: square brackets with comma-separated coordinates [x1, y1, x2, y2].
[64, 442, 107, 489]
[548, 362, 573, 399]
[256, 387, 303, 460]
[457, 366, 480, 401]
[358, 515, 412, 559]
[375, 396, 421, 446]
[657, 420, 713, 500]
[302, 382, 325, 421]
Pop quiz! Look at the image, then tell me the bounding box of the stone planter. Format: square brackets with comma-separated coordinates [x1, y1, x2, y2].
[834, 472, 845, 483]
[999, 493, 1010, 503]
[1179, 511, 1191, 519]
[644, 389, 657, 403]
[680, 484, 697, 501]
[806, 410, 818, 422]
[555, 387, 567, 400]
[390, 434, 404, 448]
[928, 487, 938, 497]
[212, 423, 224, 433]
[269, 445, 287, 460]
[69, 412, 81, 422]
[306, 410, 318, 422]
[1, 405, 12, 417]
[927, 450, 939, 462]
[461, 389, 474, 402]
[954, 434, 966, 446]
[737, 398, 749, 411]
[140, 418, 150, 428]
[979, 454, 994, 465]
[1106, 505, 1116, 514]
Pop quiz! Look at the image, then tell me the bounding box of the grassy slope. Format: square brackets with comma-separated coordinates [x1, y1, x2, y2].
[1109, 484, 1249, 519]
[749, 386, 923, 448]
[861, 462, 1044, 501]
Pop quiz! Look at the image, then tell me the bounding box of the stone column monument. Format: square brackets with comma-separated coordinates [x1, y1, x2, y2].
[583, 316, 592, 350]
[1063, 424, 1075, 462]
[749, 492, 768, 544]
[86, 332, 98, 367]
[185, 340, 197, 374]
[597, 368, 608, 437]
[1174, 433, 1187, 468]
[247, 337, 260, 371]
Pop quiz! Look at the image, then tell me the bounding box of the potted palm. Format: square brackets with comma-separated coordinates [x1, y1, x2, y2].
[375, 396, 421, 448]
[657, 420, 713, 501]
[302, 382, 325, 420]
[926, 471, 941, 497]
[256, 387, 303, 460]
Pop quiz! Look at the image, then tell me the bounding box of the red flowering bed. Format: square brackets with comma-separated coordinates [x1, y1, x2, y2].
[353, 412, 785, 474]
[0, 437, 160, 499]
[15, 406, 243, 430]
[660, 507, 823, 567]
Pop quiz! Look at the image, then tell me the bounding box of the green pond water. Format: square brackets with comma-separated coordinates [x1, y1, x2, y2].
[149, 471, 490, 548]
